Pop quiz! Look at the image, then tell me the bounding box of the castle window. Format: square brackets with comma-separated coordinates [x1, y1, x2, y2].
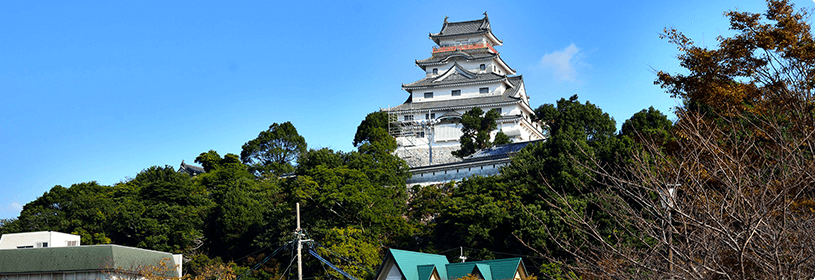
[480, 64, 486, 70]
[479, 87, 489, 94]
[492, 108, 502, 114]
[416, 131, 425, 138]
[451, 90, 461, 96]
[404, 115, 414, 121]
[432, 68, 438, 75]
[426, 113, 436, 119]
[424, 92, 433, 98]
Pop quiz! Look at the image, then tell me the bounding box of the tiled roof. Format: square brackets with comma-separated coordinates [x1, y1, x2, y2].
[402, 63, 506, 91]
[178, 160, 205, 176]
[407, 140, 541, 175]
[415, 51, 496, 66]
[389, 76, 524, 113]
[431, 17, 490, 38]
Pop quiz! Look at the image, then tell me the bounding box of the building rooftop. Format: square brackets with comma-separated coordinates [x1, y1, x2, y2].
[402, 62, 507, 92]
[377, 249, 527, 280]
[178, 160, 205, 176]
[0, 244, 180, 277]
[415, 51, 497, 67]
[389, 76, 524, 113]
[429, 14, 501, 46]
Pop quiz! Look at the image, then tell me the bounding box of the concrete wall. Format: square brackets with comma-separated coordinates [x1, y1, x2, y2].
[0, 232, 80, 249]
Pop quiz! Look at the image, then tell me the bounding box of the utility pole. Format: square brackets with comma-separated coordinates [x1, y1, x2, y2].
[297, 203, 303, 280]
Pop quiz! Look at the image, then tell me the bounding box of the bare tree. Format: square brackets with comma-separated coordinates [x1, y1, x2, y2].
[519, 108, 814, 279]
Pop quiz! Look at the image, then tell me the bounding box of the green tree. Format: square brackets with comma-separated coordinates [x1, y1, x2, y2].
[11, 182, 115, 245]
[109, 166, 213, 254]
[620, 106, 673, 143]
[353, 111, 396, 152]
[195, 151, 278, 260]
[241, 121, 307, 177]
[452, 107, 502, 158]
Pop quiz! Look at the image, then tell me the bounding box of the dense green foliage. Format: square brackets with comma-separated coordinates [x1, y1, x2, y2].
[241, 121, 307, 177]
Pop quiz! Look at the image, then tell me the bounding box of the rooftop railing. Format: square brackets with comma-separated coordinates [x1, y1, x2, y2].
[432, 42, 497, 54]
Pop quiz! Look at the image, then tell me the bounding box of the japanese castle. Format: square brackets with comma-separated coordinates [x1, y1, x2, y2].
[384, 14, 544, 185]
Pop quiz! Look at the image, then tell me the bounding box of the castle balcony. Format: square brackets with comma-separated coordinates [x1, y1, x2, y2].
[432, 42, 497, 54]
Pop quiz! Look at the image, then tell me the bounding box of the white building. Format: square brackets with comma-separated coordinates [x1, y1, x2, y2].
[385, 14, 544, 168]
[0, 231, 81, 249]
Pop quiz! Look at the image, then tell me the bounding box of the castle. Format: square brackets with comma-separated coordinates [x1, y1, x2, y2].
[384, 14, 544, 185]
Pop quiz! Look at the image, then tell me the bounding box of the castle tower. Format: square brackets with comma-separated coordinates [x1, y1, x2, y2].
[385, 14, 544, 168]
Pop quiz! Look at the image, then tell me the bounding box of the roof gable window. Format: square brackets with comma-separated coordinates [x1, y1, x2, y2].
[480, 64, 486, 70]
[432, 68, 438, 75]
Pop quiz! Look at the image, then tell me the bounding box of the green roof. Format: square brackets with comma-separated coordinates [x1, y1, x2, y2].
[388, 249, 450, 280]
[468, 258, 524, 280]
[0, 245, 179, 276]
[379, 249, 526, 280]
[475, 264, 492, 280]
[444, 263, 475, 280]
[417, 264, 437, 280]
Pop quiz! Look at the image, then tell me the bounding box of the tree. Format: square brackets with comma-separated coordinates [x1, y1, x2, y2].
[452, 107, 503, 158]
[241, 122, 307, 177]
[195, 150, 279, 260]
[353, 111, 396, 152]
[520, 1, 814, 278]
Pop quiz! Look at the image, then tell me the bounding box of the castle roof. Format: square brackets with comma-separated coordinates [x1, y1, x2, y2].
[415, 51, 497, 67]
[389, 76, 524, 114]
[402, 62, 506, 92]
[429, 14, 502, 46]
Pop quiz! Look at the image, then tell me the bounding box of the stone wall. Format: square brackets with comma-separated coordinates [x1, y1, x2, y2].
[395, 146, 461, 168]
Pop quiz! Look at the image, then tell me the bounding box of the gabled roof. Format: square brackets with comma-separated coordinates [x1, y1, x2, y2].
[402, 63, 506, 92]
[385, 249, 449, 280]
[178, 160, 205, 176]
[415, 52, 515, 75]
[389, 76, 524, 113]
[463, 140, 540, 162]
[415, 51, 497, 67]
[418, 264, 438, 280]
[376, 249, 527, 280]
[429, 14, 502, 46]
[468, 258, 526, 280]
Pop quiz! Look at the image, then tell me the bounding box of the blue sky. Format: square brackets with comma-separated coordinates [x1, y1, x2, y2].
[0, 1, 814, 219]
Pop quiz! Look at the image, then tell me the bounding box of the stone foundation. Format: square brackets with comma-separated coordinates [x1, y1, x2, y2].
[395, 146, 461, 168]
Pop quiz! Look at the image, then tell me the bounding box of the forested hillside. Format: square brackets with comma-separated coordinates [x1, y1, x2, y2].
[1, 1, 813, 279]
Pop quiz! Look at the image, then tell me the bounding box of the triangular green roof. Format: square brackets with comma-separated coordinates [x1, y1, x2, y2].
[474, 264, 492, 280]
[377, 249, 526, 280]
[444, 263, 476, 280]
[468, 258, 524, 280]
[388, 249, 449, 280]
[418, 264, 437, 280]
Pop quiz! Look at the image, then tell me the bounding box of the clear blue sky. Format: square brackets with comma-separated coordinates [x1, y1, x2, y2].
[0, 1, 814, 219]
